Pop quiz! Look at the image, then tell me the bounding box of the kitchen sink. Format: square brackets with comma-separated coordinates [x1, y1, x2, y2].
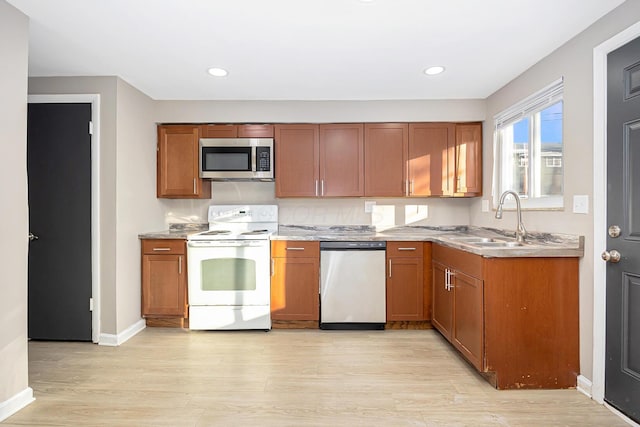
[442, 235, 524, 248]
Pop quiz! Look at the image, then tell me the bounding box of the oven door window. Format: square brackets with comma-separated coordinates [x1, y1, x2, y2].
[201, 258, 256, 291]
[202, 147, 252, 172]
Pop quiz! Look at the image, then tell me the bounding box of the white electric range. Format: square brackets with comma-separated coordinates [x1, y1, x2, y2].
[187, 205, 278, 330]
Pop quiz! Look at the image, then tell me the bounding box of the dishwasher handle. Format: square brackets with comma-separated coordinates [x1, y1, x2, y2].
[320, 241, 386, 250]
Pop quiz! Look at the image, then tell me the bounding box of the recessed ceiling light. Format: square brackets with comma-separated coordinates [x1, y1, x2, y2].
[207, 67, 228, 77]
[424, 66, 445, 76]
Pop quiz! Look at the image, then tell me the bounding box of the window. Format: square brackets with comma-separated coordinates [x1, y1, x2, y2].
[493, 78, 564, 209]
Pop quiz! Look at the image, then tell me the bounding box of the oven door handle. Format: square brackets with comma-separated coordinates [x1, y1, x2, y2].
[188, 240, 268, 248]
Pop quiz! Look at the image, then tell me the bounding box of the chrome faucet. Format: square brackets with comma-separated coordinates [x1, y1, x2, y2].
[495, 190, 527, 243]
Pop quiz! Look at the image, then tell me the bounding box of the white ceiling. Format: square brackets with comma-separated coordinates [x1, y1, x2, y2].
[8, 0, 626, 101]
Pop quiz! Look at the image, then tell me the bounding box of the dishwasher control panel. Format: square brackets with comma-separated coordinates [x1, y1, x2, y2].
[320, 241, 386, 250]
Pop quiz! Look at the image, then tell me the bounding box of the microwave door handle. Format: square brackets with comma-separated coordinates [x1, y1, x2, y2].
[251, 147, 257, 172]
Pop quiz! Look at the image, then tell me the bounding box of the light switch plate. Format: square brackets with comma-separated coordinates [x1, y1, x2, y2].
[364, 200, 376, 213]
[481, 199, 490, 212]
[573, 195, 589, 214]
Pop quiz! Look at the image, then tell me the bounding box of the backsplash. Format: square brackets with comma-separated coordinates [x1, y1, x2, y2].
[159, 181, 473, 227]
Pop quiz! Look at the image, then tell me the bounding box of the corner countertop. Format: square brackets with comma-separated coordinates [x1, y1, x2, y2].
[273, 225, 584, 258]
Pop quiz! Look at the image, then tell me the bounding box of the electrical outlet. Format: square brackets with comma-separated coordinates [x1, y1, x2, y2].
[364, 200, 376, 213]
[573, 195, 589, 214]
[482, 199, 490, 212]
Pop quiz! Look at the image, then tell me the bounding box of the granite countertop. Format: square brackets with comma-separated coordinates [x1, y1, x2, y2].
[273, 225, 584, 258]
[138, 223, 208, 240]
[139, 223, 584, 258]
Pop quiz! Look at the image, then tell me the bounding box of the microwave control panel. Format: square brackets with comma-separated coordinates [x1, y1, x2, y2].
[256, 146, 271, 172]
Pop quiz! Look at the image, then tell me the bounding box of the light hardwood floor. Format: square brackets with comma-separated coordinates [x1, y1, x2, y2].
[3, 328, 630, 426]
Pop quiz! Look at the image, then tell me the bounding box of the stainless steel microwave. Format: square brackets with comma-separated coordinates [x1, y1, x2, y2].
[199, 138, 274, 181]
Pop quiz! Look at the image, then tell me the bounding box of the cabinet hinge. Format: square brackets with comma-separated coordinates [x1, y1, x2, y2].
[89, 298, 94, 311]
[88, 121, 93, 135]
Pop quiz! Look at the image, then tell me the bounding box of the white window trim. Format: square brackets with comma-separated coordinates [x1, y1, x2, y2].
[492, 77, 564, 210]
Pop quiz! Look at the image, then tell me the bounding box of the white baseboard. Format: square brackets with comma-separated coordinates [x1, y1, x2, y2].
[0, 387, 34, 422]
[98, 319, 145, 346]
[577, 375, 593, 398]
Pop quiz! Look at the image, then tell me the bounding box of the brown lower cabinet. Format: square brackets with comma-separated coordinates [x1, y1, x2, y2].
[141, 239, 188, 327]
[270, 241, 320, 321]
[386, 241, 424, 321]
[432, 243, 579, 389]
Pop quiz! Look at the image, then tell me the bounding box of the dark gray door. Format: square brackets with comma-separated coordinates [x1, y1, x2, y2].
[27, 103, 92, 341]
[605, 36, 640, 423]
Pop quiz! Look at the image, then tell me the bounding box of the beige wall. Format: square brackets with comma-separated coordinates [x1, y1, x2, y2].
[28, 76, 163, 336]
[470, 0, 640, 381]
[115, 79, 164, 331]
[0, 0, 30, 412]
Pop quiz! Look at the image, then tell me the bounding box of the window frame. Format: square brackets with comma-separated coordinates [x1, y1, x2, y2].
[492, 78, 564, 211]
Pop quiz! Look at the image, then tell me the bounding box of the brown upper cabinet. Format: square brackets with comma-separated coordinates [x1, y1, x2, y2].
[275, 124, 364, 197]
[454, 123, 482, 196]
[200, 124, 275, 138]
[408, 123, 455, 197]
[364, 123, 408, 197]
[157, 125, 211, 199]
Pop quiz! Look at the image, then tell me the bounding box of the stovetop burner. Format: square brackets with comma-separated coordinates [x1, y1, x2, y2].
[241, 229, 268, 235]
[200, 230, 231, 236]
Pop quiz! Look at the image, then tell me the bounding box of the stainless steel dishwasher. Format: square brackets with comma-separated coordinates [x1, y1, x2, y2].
[319, 241, 386, 330]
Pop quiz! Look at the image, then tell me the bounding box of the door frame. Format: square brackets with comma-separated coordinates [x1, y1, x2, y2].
[592, 21, 640, 405]
[27, 94, 101, 343]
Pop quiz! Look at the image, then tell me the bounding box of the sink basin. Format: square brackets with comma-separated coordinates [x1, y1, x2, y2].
[445, 236, 495, 243]
[472, 241, 523, 248]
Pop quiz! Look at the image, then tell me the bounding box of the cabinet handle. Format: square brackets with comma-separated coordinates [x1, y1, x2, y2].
[388, 259, 392, 278]
[271, 259, 275, 276]
[448, 270, 455, 291]
[152, 247, 171, 251]
[321, 180, 325, 196]
[315, 180, 319, 197]
[193, 178, 197, 194]
[445, 269, 449, 290]
[397, 247, 416, 251]
[405, 180, 409, 196]
[410, 180, 414, 195]
[178, 256, 182, 275]
[285, 247, 305, 251]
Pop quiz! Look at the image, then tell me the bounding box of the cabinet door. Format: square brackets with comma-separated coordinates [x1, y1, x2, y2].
[142, 254, 186, 317]
[423, 242, 433, 321]
[238, 124, 274, 138]
[275, 124, 319, 197]
[319, 124, 364, 197]
[271, 256, 320, 320]
[387, 257, 424, 321]
[200, 124, 238, 138]
[451, 270, 484, 370]
[454, 123, 482, 196]
[364, 123, 408, 197]
[408, 123, 455, 196]
[157, 125, 211, 198]
[431, 260, 453, 338]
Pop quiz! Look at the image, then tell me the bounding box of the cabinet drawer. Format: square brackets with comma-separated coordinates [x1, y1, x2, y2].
[387, 241, 424, 257]
[142, 239, 186, 255]
[271, 240, 319, 258]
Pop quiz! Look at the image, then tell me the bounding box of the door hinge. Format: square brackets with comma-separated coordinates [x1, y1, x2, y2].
[89, 298, 94, 311]
[88, 121, 93, 135]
